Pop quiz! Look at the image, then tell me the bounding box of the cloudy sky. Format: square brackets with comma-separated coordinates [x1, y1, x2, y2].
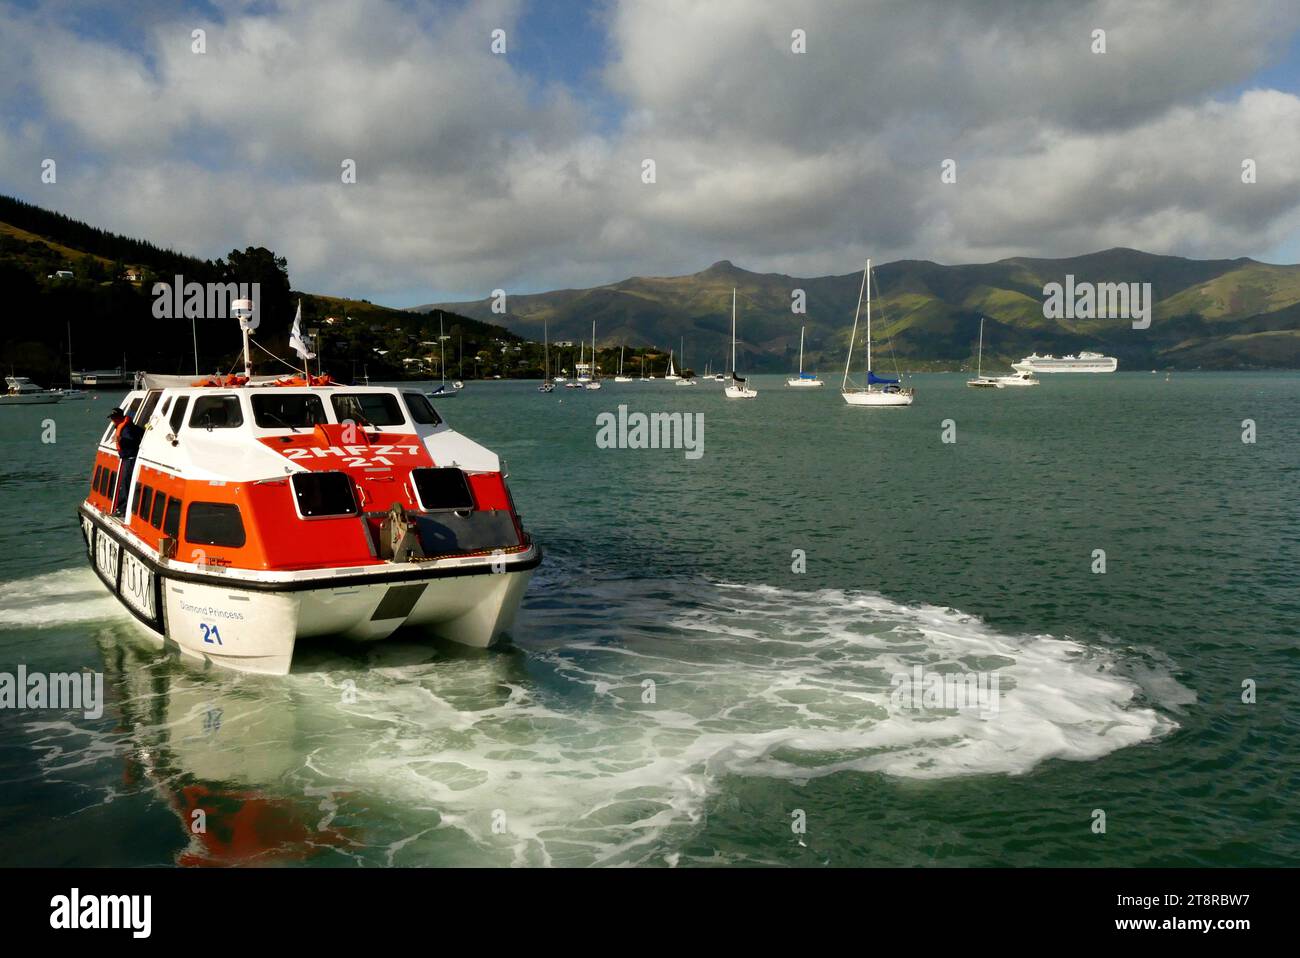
[3, 0, 1299, 305]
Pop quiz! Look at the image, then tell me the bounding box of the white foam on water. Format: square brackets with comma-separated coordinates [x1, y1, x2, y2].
[4, 568, 1184, 866]
[0, 568, 126, 629]
[285, 578, 1181, 865]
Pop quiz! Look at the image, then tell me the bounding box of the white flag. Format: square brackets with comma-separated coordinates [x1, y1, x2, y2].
[288, 300, 315, 359]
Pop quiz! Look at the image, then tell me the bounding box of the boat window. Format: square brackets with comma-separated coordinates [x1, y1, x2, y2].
[330, 393, 406, 427]
[168, 397, 189, 435]
[185, 502, 247, 548]
[190, 395, 244, 429]
[137, 486, 153, 519]
[163, 496, 182, 538]
[402, 392, 442, 426]
[149, 492, 167, 529]
[105, 469, 117, 502]
[92, 465, 103, 494]
[291, 472, 358, 517]
[159, 396, 172, 415]
[252, 393, 326, 429]
[410, 467, 475, 512]
[137, 390, 163, 427]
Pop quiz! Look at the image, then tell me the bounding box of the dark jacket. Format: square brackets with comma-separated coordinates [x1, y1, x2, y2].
[116, 420, 145, 458]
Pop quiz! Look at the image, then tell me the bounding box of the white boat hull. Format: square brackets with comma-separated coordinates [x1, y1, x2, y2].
[842, 388, 913, 406]
[81, 506, 539, 676]
[0, 393, 63, 405]
[1012, 357, 1117, 373]
[786, 378, 824, 387]
[724, 385, 758, 398]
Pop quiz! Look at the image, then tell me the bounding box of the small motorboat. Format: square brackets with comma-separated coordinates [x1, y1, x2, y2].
[2, 376, 64, 405]
[77, 309, 540, 675]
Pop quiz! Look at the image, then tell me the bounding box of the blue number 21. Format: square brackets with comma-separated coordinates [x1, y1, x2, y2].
[200, 623, 223, 646]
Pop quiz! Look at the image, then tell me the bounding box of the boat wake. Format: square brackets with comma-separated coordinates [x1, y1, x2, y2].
[0, 567, 1183, 866]
[0, 567, 126, 629]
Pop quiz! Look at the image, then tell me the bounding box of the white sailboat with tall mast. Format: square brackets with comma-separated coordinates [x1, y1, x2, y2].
[967, 317, 999, 388]
[664, 348, 680, 381]
[584, 321, 602, 389]
[675, 336, 697, 385]
[841, 260, 913, 406]
[614, 344, 633, 382]
[538, 319, 555, 392]
[786, 326, 823, 387]
[724, 288, 758, 399]
[431, 312, 458, 398]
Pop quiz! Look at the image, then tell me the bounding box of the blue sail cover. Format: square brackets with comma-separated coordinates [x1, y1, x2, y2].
[867, 370, 899, 384]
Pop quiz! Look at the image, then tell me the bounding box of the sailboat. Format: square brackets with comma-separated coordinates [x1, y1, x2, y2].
[430, 313, 458, 399]
[56, 321, 88, 400]
[584, 321, 602, 389]
[538, 319, 555, 392]
[640, 355, 652, 381]
[724, 288, 758, 399]
[676, 337, 697, 385]
[565, 343, 584, 387]
[786, 326, 823, 387]
[664, 349, 680, 381]
[614, 344, 634, 382]
[967, 317, 999, 388]
[841, 260, 913, 406]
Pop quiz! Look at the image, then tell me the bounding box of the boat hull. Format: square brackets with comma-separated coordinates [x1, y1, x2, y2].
[786, 379, 824, 387]
[724, 386, 757, 398]
[79, 505, 539, 676]
[0, 394, 63, 405]
[1012, 358, 1117, 373]
[842, 389, 914, 406]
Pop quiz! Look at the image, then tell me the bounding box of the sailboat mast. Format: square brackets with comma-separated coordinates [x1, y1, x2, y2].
[843, 263, 868, 390]
[977, 317, 984, 378]
[728, 285, 738, 371]
[865, 259, 872, 380]
[798, 326, 804, 375]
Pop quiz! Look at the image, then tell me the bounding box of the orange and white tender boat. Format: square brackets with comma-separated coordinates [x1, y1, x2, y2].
[78, 357, 540, 674]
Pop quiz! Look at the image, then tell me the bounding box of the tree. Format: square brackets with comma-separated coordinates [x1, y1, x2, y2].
[217, 247, 292, 337]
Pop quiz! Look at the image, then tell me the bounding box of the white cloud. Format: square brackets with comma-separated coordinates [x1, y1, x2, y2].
[1, 0, 1298, 304]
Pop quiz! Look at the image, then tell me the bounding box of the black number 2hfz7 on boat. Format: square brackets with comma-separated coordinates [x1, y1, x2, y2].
[78, 310, 540, 675]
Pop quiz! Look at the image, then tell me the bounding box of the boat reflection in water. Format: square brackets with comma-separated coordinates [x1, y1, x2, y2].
[97, 625, 530, 866]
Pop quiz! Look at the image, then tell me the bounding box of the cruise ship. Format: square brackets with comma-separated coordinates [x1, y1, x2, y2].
[1012, 351, 1117, 373]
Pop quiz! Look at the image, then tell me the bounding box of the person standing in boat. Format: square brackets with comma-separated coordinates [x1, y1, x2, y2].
[107, 406, 144, 518]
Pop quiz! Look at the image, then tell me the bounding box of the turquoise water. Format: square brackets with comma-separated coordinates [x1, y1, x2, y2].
[0, 373, 1296, 866]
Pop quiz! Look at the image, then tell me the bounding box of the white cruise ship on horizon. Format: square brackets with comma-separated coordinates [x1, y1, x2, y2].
[1012, 351, 1117, 373]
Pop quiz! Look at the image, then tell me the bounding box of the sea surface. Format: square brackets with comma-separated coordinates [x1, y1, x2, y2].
[0, 372, 1296, 867]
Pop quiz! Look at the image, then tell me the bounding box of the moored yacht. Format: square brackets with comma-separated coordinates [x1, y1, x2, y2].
[966, 317, 999, 388]
[78, 311, 540, 675]
[786, 326, 823, 387]
[993, 369, 1040, 387]
[724, 289, 758, 399]
[841, 260, 914, 406]
[2, 375, 64, 405]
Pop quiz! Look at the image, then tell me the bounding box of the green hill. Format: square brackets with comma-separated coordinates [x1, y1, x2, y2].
[0, 195, 521, 384]
[417, 249, 1300, 371]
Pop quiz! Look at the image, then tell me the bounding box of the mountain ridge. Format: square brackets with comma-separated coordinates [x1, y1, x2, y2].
[410, 248, 1300, 370]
